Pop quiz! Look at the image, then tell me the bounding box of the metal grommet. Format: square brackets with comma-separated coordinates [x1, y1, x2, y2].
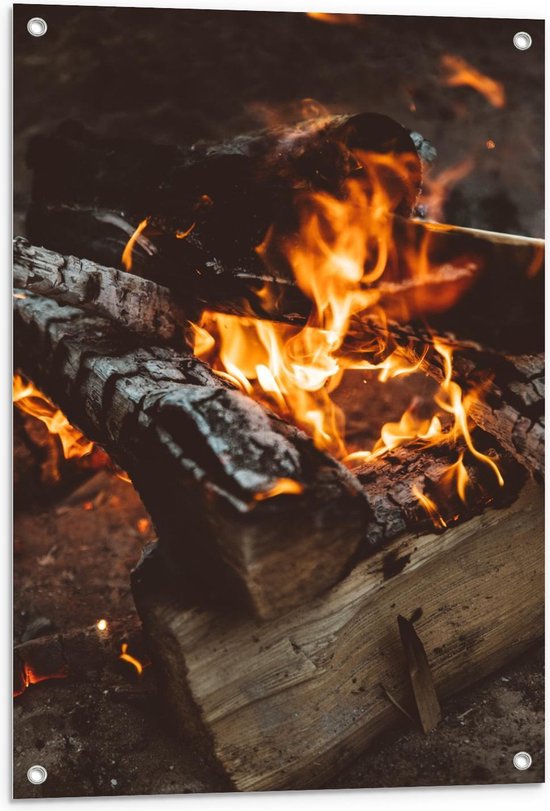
[27, 17, 47, 37]
[513, 751, 532, 771]
[513, 32, 532, 51]
[27, 765, 48, 785]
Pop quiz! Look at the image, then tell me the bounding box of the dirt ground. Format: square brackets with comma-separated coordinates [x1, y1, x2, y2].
[13, 5, 544, 798]
[13, 470, 545, 798]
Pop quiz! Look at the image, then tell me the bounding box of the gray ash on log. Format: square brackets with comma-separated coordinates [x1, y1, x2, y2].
[14, 291, 369, 620]
[13, 284, 533, 620]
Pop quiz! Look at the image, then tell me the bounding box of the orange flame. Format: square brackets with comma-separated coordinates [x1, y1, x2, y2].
[441, 54, 506, 108]
[122, 218, 149, 272]
[187, 146, 502, 507]
[13, 374, 94, 463]
[14, 662, 68, 697]
[119, 643, 144, 676]
[442, 451, 470, 503]
[306, 12, 363, 25]
[254, 478, 304, 501]
[412, 485, 448, 529]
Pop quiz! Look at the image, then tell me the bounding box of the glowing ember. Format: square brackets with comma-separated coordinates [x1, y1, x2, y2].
[96, 619, 108, 632]
[14, 662, 68, 697]
[13, 374, 94, 467]
[440, 54, 506, 108]
[137, 518, 151, 534]
[412, 485, 448, 529]
[119, 643, 144, 675]
[486, 139, 496, 149]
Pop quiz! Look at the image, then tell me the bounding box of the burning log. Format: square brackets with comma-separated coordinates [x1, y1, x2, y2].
[25, 120, 543, 354]
[13, 291, 370, 620]
[13, 288, 531, 618]
[25, 111, 422, 304]
[132, 478, 543, 791]
[14, 239, 543, 476]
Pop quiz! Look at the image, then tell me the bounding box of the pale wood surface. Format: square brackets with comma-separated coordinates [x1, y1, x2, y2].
[133, 479, 544, 791]
[13, 237, 186, 343]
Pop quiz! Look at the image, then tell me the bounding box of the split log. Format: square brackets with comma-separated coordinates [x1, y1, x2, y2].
[13, 291, 369, 620]
[131, 478, 544, 791]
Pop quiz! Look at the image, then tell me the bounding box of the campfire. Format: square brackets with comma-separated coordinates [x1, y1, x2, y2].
[14, 107, 544, 792]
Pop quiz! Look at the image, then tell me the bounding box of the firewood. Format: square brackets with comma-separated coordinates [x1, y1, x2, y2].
[131, 478, 543, 791]
[28, 112, 423, 222]
[13, 291, 369, 620]
[25, 111, 421, 300]
[14, 239, 543, 475]
[13, 236, 187, 343]
[26, 120, 543, 353]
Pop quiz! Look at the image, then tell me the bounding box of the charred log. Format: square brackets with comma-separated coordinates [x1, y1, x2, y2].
[13, 291, 369, 620]
[13, 236, 187, 343]
[26, 120, 542, 353]
[26, 112, 422, 292]
[14, 240, 544, 475]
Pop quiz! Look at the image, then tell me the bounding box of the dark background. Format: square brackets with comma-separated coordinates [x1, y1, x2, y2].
[15, 6, 544, 235]
[13, 5, 544, 798]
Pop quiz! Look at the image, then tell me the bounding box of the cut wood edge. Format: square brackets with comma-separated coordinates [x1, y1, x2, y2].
[132, 478, 543, 791]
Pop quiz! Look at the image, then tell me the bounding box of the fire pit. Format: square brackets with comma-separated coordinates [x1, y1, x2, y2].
[13, 5, 544, 798]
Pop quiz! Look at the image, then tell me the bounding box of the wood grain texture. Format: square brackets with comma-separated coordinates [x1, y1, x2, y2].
[13, 291, 369, 620]
[13, 238, 544, 475]
[132, 479, 543, 791]
[13, 237, 187, 343]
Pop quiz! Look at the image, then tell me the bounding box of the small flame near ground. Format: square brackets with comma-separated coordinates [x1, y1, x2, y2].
[306, 12, 363, 26]
[13, 374, 94, 465]
[119, 643, 144, 675]
[13, 373, 133, 485]
[14, 662, 68, 697]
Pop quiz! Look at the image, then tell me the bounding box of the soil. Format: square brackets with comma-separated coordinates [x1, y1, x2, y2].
[13, 5, 544, 798]
[13, 470, 545, 798]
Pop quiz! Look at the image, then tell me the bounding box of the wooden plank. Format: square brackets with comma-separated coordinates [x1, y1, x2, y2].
[132, 479, 543, 791]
